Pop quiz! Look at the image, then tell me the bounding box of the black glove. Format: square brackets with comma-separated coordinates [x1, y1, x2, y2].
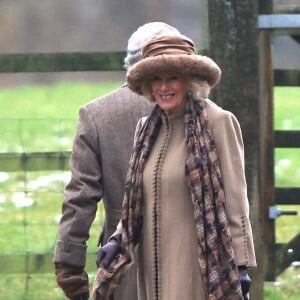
[55, 263, 89, 300]
[238, 265, 251, 296]
[96, 234, 122, 268]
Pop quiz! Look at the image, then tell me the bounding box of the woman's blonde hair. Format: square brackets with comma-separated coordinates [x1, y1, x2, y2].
[187, 78, 211, 101]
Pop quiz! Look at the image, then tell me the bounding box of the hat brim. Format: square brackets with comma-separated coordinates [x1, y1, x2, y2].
[127, 54, 221, 95]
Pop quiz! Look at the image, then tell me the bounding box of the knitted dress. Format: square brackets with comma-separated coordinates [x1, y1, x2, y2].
[137, 112, 205, 300]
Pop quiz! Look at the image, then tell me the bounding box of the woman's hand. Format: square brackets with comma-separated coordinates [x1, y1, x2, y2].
[96, 234, 122, 268]
[238, 266, 251, 296]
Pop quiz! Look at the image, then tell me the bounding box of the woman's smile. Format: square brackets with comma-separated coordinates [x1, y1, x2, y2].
[151, 74, 187, 116]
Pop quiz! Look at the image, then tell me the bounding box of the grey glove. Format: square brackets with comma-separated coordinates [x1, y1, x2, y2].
[96, 234, 122, 268]
[238, 265, 251, 296]
[55, 263, 89, 300]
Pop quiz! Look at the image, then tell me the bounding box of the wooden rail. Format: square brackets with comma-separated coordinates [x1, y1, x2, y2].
[0, 52, 125, 73]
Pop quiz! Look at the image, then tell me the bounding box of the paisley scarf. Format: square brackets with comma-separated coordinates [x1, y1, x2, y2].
[93, 97, 242, 300]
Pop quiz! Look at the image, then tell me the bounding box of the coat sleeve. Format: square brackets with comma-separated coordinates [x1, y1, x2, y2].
[53, 105, 103, 268]
[210, 109, 257, 267]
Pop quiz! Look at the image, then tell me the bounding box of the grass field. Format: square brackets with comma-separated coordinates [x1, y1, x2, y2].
[0, 81, 123, 119]
[0, 83, 299, 299]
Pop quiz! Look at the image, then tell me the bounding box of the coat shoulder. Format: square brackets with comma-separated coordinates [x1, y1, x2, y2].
[78, 84, 153, 126]
[84, 85, 149, 113]
[204, 99, 238, 127]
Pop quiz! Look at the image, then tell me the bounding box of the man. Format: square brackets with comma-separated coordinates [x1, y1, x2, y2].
[53, 22, 180, 300]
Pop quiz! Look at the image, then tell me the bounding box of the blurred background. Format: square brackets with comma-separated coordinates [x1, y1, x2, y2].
[0, 0, 208, 88]
[0, 0, 299, 299]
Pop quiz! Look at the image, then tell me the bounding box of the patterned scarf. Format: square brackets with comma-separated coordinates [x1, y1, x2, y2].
[93, 97, 243, 300]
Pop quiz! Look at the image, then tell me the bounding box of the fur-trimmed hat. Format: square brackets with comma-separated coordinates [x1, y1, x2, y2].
[126, 34, 221, 100]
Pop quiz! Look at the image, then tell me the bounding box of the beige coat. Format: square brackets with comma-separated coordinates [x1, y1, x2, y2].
[115, 98, 256, 300]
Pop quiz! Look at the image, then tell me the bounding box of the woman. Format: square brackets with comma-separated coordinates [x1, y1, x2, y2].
[93, 34, 256, 300]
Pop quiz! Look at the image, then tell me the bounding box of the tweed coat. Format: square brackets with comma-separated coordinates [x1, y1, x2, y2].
[53, 84, 153, 300]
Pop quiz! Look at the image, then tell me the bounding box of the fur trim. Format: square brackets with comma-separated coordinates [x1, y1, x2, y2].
[127, 54, 221, 96]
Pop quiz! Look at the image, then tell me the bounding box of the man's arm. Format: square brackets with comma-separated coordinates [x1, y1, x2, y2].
[53, 106, 104, 299]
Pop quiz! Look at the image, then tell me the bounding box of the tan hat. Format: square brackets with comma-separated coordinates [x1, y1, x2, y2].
[126, 34, 221, 96]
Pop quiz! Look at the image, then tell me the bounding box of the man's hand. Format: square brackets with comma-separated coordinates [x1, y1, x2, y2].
[238, 265, 251, 296]
[55, 263, 89, 300]
[96, 234, 122, 268]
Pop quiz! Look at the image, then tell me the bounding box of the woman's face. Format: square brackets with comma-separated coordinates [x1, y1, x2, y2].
[150, 73, 187, 116]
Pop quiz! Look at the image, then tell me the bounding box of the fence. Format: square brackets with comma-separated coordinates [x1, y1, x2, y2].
[0, 117, 104, 299]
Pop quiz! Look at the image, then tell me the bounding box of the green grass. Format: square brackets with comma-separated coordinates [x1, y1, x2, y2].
[0, 83, 299, 299]
[274, 87, 300, 188]
[0, 81, 123, 153]
[0, 82, 118, 299]
[274, 86, 300, 130]
[0, 81, 122, 119]
[264, 266, 300, 300]
[273, 87, 300, 247]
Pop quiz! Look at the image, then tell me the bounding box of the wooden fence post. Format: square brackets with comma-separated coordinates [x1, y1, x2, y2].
[208, 1, 266, 299]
